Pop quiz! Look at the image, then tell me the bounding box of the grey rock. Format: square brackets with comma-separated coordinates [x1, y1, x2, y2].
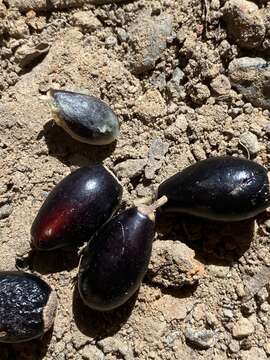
[171, 67, 185, 84]
[105, 36, 118, 48]
[239, 131, 260, 155]
[15, 43, 50, 68]
[228, 57, 270, 110]
[114, 159, 147, 179]
[128, 13, 173, 74]
[150, 72, 167, 91]
[223, 0, 266, 49]
[144, 139, 169, 180]
[229, 340, 240, 353]
[185, 328, 216, 349]
[167, 67, 185, 98]
[0, 204, 13, 220]
[242, 265, 270, 302]
[116, 28, 129, 43]
[147, 240, 204, 288]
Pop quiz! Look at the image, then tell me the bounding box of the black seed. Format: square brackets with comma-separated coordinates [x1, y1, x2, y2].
[157, 156, 270, 221]
[0, 271, 57, 343]
[78, 198, 167, 311]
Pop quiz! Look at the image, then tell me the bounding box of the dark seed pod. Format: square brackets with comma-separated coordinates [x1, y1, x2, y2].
[31, 165, 123, 250]
[78, 197, 167, 311]
[49, 89, 120, 145]
[157, 156, 270, 222]
[0, 271, 57, 343]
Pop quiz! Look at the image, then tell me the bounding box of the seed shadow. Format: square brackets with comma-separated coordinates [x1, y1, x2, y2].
[72, 285, 137, 340]
[156, 212, 254, 264]
[0, 327, 53, 360]
[144, 277, 199, 299]
[38, 120, 117, 167]
[16, 248, 80, 275]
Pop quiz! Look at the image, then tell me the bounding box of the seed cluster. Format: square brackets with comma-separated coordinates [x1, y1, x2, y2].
[1, 90, 270, 343]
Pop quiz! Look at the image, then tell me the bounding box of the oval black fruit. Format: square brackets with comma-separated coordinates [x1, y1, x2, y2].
[157, 156, 270, 221]
[78, 197, 167, 311]
[49, 89, 120, 145]
[31, 165, 123, 250]
[0, 271, 57, 343]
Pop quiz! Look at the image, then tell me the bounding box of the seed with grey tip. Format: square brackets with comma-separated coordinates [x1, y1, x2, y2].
[49, 89, 120, 145]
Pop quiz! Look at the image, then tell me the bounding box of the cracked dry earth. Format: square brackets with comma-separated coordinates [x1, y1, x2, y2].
[1, 0, 270, 359]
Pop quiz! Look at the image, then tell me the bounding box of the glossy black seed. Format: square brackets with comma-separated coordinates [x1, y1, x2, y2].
[157, 156, 270, 221]
[31, 165, 122, 250]
[78, 198, 167, 311]
[0, 271, 57, 343]
[49, 89, 120, 145]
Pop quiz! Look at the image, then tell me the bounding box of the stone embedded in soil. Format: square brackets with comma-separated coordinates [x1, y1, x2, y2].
[232, 317, 255, 338]
[144, 138, 169, 180]
[185, 328, 216, 349]
[147, 240, 204, 288]
[15, 42, 50, 68]
[223, 0, 266, 49]
[79, 345, 104, 360]
[239, 131, 260, 155]
[114, 158, 147, 179]
[134, 88, 167, 120]
[98, 337, 134, 360]
[188, 83, 211, 105]
[5, 0, 84, 12]
[242, 265, 270, 302]
[242, 347, 268, 360]
[210, 75, 231, 96]
[164, 114, 188, 140]
[228, 57, 270, 110]
[128, 12, 172, 74]
[72, 11, 101, 33]
[0, 204, 13, 219]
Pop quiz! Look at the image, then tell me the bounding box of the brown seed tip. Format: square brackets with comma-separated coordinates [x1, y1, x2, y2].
[137, 196, 168, 222]
[43, 289, 58, 334]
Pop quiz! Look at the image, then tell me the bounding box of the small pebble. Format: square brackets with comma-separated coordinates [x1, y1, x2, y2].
[210, 74, 231, 96]
[239, 131, 260, 155]
[232, 317, 255, 338]
[105, 35, 117, 48]
[0, 204, 13, 220]
[185, 328, 216, 349]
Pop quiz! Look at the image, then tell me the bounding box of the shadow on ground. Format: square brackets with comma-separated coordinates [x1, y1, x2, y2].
[16, 248, 80, 275]
[72, 285, 137, 340]
[0, 328, 53, 360]
[156, 212, 254, 264]
[38, 120, 117, 167]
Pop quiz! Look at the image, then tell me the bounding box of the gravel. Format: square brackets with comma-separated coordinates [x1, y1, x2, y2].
[185, 328, 216, 349]
[223, 0, 266, 49]
[228, 57, 270, 110]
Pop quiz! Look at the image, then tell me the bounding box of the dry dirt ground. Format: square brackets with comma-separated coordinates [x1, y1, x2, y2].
[1, 0, 270, 359]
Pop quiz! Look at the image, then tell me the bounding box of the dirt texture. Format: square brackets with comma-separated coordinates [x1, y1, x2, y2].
[1, 0, 270, 359]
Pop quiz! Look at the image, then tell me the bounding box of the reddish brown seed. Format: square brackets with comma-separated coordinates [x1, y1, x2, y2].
[31, 165, 123, 250]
